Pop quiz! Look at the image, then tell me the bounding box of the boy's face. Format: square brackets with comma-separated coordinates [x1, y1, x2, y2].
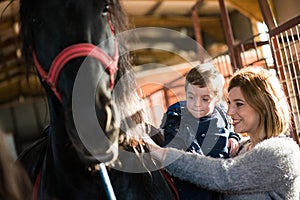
[186, 83, 216, 118]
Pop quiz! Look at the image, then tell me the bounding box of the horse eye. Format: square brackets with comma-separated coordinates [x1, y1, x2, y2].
[102, 4, 112, 16]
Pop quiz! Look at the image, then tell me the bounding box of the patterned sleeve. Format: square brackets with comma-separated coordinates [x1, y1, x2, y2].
[215, 104, 241, 142]
[228, 132, 241, 142]
[159, 103, 182, 146]
[163, 137, 300, 193]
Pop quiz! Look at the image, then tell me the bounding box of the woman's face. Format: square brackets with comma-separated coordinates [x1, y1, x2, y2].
[227, 87, 260, 135]
[186, 83, 216, 118]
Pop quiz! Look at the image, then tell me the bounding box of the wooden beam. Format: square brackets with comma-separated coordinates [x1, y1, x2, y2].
[226, 0, 263, 22]
[131, 49, 188, 65]
[130, 16, 193, 27]
[122, 0, 197, 2]
[145, 1, 162, 15]
[0, 17, 15, 31]
[130, 15, 224, 41]
[0, 51, 20, 63]
[0, 74, 44, 104]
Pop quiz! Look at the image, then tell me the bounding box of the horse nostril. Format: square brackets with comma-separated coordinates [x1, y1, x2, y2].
[32, 17, 42, 25]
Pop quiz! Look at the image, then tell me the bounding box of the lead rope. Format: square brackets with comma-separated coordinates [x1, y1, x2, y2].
[99, 163, 117, 200]
[98, 13, 117, 200]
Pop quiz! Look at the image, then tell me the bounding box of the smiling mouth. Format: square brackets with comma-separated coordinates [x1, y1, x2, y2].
[232, 119, 241, 126]
[192, 109, 203, 113]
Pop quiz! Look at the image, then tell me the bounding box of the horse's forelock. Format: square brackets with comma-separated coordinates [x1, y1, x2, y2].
[19, 0, 34, 69]
[111, 0, 130, 33]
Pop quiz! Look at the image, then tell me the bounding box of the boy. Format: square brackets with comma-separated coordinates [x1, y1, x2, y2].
[160, 63, 240, 200]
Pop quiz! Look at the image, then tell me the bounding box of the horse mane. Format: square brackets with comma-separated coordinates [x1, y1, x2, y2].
[110, 0, 150, 150]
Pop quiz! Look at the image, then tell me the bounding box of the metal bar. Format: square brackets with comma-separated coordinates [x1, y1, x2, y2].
[287, 27, 300, 142]
[192, 0, 204, 62]
[257, 0, 277, 30]
[163, 86, 170, 108]
[277, 31, 300, 143]
[257, 0, 280, 70]
[284, 29, 300, 131]
[218, 0, 241, 70]
[269, 15, 300, 37]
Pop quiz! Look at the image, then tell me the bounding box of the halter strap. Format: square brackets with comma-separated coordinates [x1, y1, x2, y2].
[33, 40, 118, 103]
[33, 13, 118, 103]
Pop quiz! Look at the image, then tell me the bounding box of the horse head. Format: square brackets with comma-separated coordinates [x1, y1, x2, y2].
[19, 0, 128, 166]
[18, 1, 178, 199]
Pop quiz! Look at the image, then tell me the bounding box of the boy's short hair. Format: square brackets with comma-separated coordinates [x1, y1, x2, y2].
[185, 63, 224, 100]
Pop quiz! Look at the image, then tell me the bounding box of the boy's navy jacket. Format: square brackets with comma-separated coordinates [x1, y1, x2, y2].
[161, 101, 239, 158]
[160, 101, 240, 200]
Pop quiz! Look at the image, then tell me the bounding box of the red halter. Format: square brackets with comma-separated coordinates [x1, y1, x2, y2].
[32, 16, 118, 103]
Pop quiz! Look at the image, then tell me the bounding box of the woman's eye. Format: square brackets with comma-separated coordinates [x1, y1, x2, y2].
[236, 102, 244, 107]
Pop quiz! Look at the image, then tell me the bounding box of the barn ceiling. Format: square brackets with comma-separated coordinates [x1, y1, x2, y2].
[0, 0, 264, 105]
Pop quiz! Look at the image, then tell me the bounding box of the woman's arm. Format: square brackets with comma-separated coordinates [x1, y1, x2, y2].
[152, 137, 299, 194]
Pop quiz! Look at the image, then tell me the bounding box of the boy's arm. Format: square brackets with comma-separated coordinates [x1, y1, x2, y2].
[160, 108, 182, 147]
[215, 105, 241, 143]
[160, 113, 179, 147]
[228, 132, 241, 142]
[228, 132, 241, 157]
[159, 102, 183, 147]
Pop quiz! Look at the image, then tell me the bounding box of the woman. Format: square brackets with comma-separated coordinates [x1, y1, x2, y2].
[147, 67, 300, 199]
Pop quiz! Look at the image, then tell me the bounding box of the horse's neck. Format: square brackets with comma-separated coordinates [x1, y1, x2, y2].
[45, 96, 74, 160]
[47, 95, 66, 126]
[42, 96, 89, 181]
[47, 96, 66, 134]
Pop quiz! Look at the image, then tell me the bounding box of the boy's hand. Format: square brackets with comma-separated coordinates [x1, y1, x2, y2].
[228, 138, 239, 157]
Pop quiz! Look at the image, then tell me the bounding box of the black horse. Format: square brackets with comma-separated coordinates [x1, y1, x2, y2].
[17, 0, 177, 199]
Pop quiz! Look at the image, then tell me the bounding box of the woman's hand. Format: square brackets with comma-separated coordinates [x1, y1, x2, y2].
[143, 134, 168, 161]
